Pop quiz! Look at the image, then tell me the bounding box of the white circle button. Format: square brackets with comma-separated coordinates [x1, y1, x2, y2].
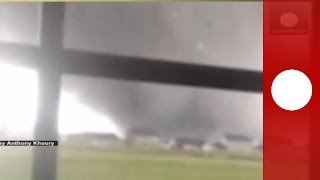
[271, 69, 312, 111]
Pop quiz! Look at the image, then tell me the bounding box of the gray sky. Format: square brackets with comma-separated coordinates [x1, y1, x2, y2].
[0, 2, 262, 139]
[64, 2, 262, 71]
[63, 2, 262, 138]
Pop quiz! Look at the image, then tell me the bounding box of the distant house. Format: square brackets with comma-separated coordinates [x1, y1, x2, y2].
[215, 133, 253, 153]
[212, 140, 228, 151]
[168, 137, 205, 151]
[124, 127, 161, 147]
[204, 133, 228, 152]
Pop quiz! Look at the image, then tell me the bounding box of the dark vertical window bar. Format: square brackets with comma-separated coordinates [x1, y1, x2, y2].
[32, 3, 65, 180]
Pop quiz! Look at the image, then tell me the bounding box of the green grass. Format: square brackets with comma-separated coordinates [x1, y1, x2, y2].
[0, 147, 261, 180]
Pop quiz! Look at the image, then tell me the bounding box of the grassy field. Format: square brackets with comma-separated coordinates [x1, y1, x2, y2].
[0, 147, 261, 180]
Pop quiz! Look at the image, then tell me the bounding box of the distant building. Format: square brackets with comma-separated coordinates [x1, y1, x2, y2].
[124, 127, 162, 147]
[168, 137, 205, 151]
[222, 133, 253, 153]
[202, 142, 213, 152]
[205, 132, 254, 153]
[212, 140, 228, 151]
[205, 133, 228, 151]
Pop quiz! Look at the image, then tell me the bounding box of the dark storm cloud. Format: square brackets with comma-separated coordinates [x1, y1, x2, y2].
[63, 2, 262, 71]
[59, 2, 262, 139]
[0, 2, 262, 139]
[62, 75, 262, 139]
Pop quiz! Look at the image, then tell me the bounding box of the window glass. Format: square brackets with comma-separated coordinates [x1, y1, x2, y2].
[57, 75, 262, 180]
[0, 3, 41, 45]
[63, 2, 262, 71]
[0, 63, 38, 180]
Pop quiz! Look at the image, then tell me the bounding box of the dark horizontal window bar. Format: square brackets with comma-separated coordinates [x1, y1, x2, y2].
[61, 49, 263, 92]
[0, 43, 262, 93]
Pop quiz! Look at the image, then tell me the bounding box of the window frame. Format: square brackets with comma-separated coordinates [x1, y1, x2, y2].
[0, 3, 262, 180]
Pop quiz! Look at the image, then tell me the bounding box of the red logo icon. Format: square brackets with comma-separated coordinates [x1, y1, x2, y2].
[270, 7, 308, 35]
